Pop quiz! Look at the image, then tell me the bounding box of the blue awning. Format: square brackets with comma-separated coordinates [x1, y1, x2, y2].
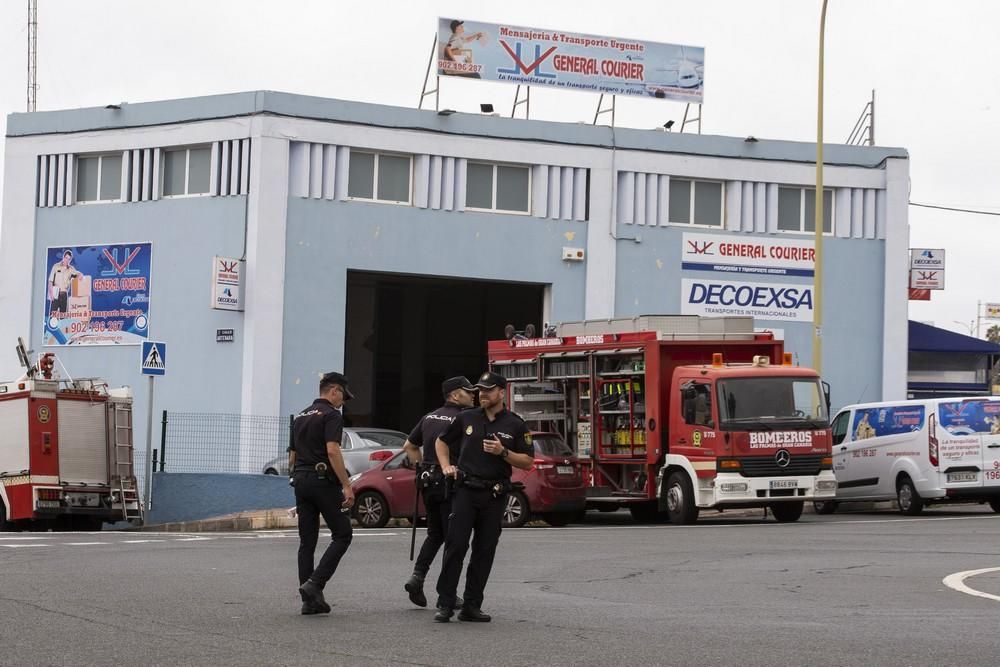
[909, 321, 1000, 354]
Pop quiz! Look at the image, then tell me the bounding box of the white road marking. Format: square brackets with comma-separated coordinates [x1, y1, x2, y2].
[66, 542, 107, 546]
[943, 567, 1000, 603]
[0, 544, 48, 548]
[174, 537, 215, 541]
[0, 536, 52, 540]
[119, 539, 165, 543]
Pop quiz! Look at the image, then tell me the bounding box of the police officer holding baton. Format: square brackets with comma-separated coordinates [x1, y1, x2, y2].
[401, 376, 476, 608]
[289, 372, 355, 615]
[433, 371, 534, 623]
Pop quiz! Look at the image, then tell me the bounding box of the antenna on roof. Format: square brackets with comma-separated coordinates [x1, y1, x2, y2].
[27, 0, 39, 112]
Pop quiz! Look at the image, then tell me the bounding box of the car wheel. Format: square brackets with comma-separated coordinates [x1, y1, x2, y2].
[263, 468, 279, 476]
[989, 499, 1000, 513]
[897, 476, 924, 515]
[770, 501, 804, 523]
[353, 491, 389, 529]
[813, 500, 838, 515]
[664, 471, 699, 525]
[540, 512, 573, 527]
[502, 491, 529, 528]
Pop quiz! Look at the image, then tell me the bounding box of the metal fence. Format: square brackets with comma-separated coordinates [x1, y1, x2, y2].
[160, 411, 290, 475]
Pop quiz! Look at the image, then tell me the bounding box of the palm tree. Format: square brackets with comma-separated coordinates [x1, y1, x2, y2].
[988, 325, 1000, 345]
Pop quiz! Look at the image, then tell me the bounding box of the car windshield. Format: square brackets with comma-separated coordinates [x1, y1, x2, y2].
[356, 430, 405, 449]
[532, 435, 572, 457]
[716, 376, 828, 430]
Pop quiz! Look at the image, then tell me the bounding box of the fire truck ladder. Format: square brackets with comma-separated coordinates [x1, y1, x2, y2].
[109, 401, 143, 523]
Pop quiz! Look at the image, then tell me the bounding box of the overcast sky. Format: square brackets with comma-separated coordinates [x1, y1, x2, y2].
[1, 0, 997, 337]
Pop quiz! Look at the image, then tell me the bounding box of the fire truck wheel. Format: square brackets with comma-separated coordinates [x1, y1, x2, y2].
[354, 491, 390, 528]
[812, 500, 838, 515]
[502, 491, 529, 528]
[664, 471, 699, 525]
[896, 476, 924, 515]
[0, 500, 14, 532]
[769, 501, 804, 522]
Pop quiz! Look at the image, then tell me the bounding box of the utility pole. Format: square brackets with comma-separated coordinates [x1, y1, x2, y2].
[27, 0, 38, 112]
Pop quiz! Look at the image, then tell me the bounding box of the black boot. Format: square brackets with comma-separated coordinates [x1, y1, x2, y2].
[433, 605, 454, 622]
[299, 579, 327, 609]
[404, 573, 427, 608]
[301, 599, 332, 615]
[458, 606, 491, 622]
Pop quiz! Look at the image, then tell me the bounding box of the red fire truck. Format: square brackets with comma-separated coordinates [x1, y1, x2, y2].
[0, 339, 142, 531]
[489, 316, 837, 524]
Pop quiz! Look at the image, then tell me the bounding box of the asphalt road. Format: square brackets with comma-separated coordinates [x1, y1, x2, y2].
[2, 506, 1000, 666]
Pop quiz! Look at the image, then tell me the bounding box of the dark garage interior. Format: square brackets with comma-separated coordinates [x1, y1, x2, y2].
[344, 271, 545, 431]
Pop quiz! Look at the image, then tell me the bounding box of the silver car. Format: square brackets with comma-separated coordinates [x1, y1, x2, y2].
[263, 427, 406, 477]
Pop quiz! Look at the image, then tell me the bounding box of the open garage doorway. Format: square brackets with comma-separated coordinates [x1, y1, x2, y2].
[344, 271, 546, 431]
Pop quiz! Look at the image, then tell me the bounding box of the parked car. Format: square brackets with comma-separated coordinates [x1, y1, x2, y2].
[349, 432, 587, 529]
[263, 427, 406, 477]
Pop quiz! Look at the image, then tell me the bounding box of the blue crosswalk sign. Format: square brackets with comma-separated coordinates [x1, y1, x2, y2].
[141, 341, 166, 376]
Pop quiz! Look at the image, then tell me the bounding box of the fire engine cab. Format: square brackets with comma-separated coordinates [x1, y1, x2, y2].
[0, 338, 142, 531]
[489, 316, 838, 523]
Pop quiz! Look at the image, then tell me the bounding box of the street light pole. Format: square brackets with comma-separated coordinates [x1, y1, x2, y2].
[813, 0, 829, 376]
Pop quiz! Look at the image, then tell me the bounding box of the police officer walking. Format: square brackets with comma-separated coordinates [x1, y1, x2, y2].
[401, 376, 477, 608]
[433, 371, 534, 622]
[290, 372, 356, 615]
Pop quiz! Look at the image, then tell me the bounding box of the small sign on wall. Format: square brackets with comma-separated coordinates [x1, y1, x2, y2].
[212, 256, 244, 311]
[216, 328, 235, 343]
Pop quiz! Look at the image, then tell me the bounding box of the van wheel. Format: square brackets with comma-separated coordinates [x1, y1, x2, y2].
[628, 502, 660, 523]
[988, 499, 1000, 513]
[353, 491, 389, 528]
[664, 471, 699, 525]
[770, 501, 804, 523]
[813, 500, 838, 515]
[502, 491, 529, 528]
[897, 476, 924, 515]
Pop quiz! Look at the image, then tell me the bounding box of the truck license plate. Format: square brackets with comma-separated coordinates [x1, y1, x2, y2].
[769, 480, 798, 490]
[556, 465, 574, 475]
[66, 493, 100, 507]
[947, 472, 977, 483]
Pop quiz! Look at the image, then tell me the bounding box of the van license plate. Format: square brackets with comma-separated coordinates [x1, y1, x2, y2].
[556, 466, 574, 475]
[947, 472, 977, 483]
[770, 480, 798, 490]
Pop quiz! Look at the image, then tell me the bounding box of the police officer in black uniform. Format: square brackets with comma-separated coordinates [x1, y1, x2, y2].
[290, 372, 356, 615]
[433, 371, 534, 622]
[401, 376, 477, 608]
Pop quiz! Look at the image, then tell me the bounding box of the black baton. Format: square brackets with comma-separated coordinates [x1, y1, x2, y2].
[409, 465, 422, 561]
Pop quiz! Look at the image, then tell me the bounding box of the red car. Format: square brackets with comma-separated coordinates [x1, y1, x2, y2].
[349, 432, 586, 529]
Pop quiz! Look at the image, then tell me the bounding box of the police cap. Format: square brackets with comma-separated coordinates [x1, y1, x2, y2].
[442, 376, 475, 396]
[320, 371, 355, 400]
[475, 371, 507, 390]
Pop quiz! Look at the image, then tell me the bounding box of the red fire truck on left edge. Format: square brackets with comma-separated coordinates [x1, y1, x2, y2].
[0, 338, 142, 531]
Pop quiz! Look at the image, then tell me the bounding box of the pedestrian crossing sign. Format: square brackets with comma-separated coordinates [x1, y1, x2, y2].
[140, 341, 166, 376]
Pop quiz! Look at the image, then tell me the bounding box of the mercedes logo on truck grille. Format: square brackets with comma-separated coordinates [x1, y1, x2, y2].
[774, 449, 791, 468]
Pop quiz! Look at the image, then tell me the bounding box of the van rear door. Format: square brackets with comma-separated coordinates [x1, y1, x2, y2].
[936, 400, 994, 489]
[977, 400, 1000, 489]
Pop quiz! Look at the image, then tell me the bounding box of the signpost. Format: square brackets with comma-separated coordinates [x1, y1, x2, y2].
[140, 341, 166, 511]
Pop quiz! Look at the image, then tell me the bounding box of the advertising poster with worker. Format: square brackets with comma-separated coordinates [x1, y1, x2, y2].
[437, 18, 704, 103]
[851, 406, 926, 440]
[42, 242, 152, 346]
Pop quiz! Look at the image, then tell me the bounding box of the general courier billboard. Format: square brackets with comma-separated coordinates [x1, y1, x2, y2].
[43, 242, 152, 346]
[682, 232, 815, 278]
[437, 18, 704, 103]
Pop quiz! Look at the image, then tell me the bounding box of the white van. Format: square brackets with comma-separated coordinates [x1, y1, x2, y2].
[814, 397, 1000, 515]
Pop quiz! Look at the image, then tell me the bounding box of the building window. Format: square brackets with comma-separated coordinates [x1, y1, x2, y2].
[466, 163, 530, 213]
[347, 152, 411, 203]
[75, 154, 123, 203]
[162, 146, 211, 197]
[778, 187, 833, 234]
[668, 178, 723, 226]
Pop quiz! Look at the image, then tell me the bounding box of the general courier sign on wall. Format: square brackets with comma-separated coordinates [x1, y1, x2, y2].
[437, 18, 704, 103]
[212, 256, 244, 311]
[682, 233, 815, 278]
